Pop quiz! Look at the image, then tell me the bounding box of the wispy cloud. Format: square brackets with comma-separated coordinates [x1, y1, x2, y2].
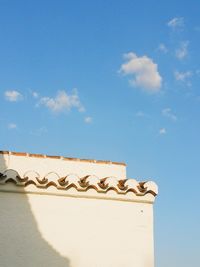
[135, 111, 151, 119]
[39, 89, 85, 113]
[194, 26, 200, 32]
[30, 127, 47, 136]
[4, 90, 23, 102]
[32, 91, 39, 98]
[175, 41, 189, 60]
[8, 123, 17, 129]
[84, 116, 92, 124]
[158, 43, 168, 53]
[135, 111, 146, 117]
[162, 108, 177, 121]
[167, 17, 184, 30]
[196, 69, 200, 76]
[174, 70, 192, 83]
[159, 128, 166, 135]
[28, 89, 39, 98]
[120, 52, 162, 92]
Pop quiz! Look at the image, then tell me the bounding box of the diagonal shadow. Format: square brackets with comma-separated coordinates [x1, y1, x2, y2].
[0, 154, 71, 267]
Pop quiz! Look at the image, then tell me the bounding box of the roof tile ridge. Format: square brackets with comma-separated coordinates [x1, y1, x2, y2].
[0, 169, 157, 197]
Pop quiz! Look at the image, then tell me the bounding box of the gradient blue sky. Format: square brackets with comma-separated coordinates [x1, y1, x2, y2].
[0, 1, 200, 266]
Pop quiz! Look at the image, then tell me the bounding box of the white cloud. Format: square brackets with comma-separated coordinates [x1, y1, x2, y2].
[167, 17, 184, 29]
[4, 90, 23, 102]
[159, 128, 166, 135]
[174, 70, 192, 82]
[175, 41, 189, 60]
[84, 116, 92, 123]
[32, 91, 39, 98]
[8, 123, 17, 129]
[39, 89, 85, 113]
[120, 52, 162, 92]
[158, 43, 168, 53]
[162, 108, 177, 121]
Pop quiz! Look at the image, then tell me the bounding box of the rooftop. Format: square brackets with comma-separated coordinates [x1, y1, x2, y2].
[0, 150, 158, 203]
[0, 150, 126, 166]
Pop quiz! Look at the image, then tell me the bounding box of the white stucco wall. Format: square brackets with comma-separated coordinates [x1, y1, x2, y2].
[0, 151, 157, 267]
[0, 152, 126, 180]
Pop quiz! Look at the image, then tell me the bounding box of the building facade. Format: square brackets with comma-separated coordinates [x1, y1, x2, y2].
[0, 151, 158, 267]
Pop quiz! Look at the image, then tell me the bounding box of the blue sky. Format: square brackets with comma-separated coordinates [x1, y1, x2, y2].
[0, 0, 200, 266]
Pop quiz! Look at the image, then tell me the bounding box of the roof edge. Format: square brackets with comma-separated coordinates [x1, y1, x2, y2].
[0, 150, 126, 166]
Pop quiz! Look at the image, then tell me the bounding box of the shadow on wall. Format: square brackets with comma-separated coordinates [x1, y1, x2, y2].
[0, 155, 71, 267]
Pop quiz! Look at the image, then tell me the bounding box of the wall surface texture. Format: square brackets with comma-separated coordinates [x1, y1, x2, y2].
[0, 151, 158, 267]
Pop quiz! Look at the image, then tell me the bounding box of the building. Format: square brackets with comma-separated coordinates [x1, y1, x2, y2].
[0, 151, 158, 267]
